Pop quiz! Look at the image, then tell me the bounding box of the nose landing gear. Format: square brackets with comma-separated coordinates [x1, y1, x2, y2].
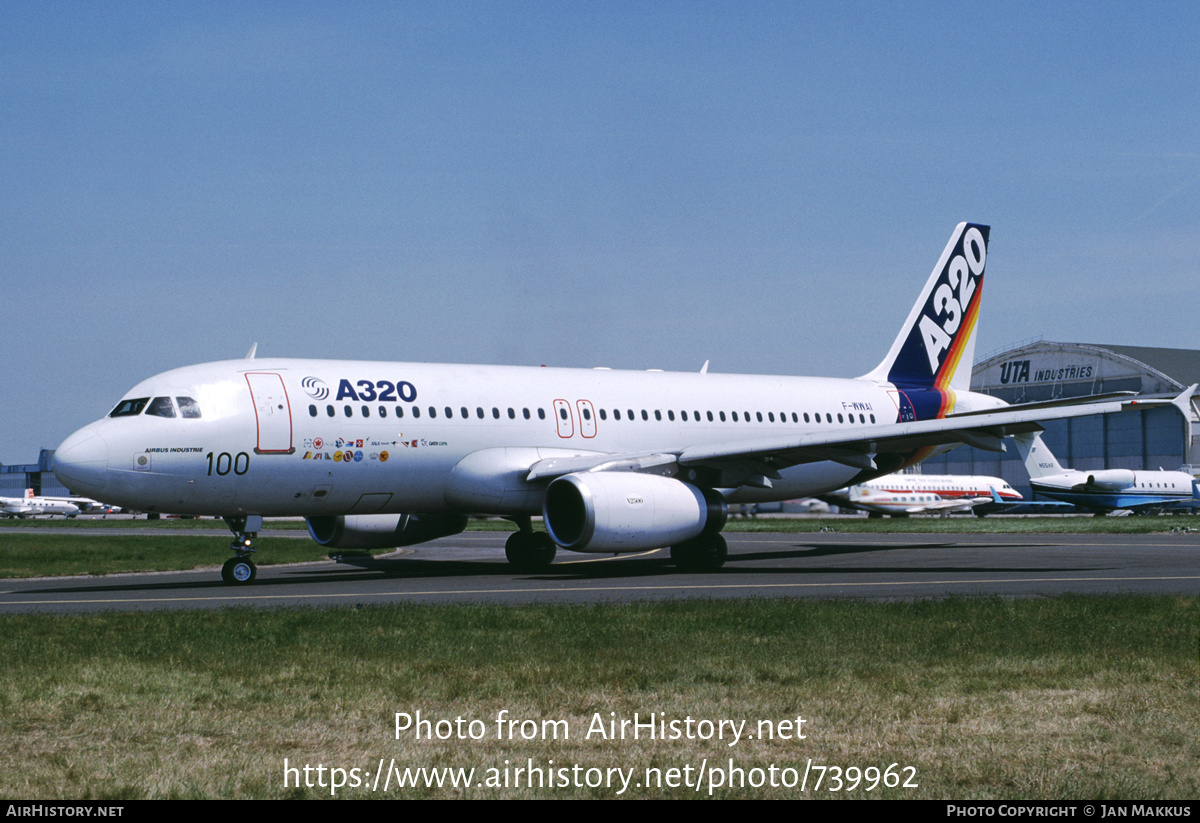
[221, 515, 262, 584]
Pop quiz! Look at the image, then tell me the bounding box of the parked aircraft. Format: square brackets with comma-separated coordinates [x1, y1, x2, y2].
[1014, 428, 1200, 515]
[53, 223, 1158, 583]
[0, 489, 82, 518]
[823, 473, 1022, 517]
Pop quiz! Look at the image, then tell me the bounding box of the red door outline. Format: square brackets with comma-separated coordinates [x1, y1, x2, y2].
[553, 399, 574, 438]
[577, 399, 596, 438]
[245, 372, 294, 454]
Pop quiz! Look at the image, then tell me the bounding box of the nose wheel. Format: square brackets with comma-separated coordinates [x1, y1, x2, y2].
[221, 556, 257, 584]
[221, 515, 262, 585]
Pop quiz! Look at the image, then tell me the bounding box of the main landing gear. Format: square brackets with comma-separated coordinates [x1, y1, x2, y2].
[221, 515, 262, 585]
[670, 532, 728, 572]
[504, 516, 558, 571]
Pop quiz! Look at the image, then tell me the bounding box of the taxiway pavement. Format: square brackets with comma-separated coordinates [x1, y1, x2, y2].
[1, 530, 1197, 614]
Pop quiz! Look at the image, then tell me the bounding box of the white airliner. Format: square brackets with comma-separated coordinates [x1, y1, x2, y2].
[0, 489, 82, 518]
[53, 223, 1159, 583]
[1015, 429, 1200, 515]
[823, 473, 1022, 517]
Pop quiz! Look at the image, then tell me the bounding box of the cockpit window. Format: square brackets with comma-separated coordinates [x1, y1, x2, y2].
[146, 397, 177, 418]
[176, 397, 202, 418]
[109, 397, 150, 418]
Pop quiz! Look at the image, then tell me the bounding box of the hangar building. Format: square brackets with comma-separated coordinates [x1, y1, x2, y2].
[0, 450, 70, 498]
[921, 341, 1200, 497]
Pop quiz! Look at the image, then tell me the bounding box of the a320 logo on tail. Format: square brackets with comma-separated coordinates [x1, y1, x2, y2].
[917, 226, 987, 374]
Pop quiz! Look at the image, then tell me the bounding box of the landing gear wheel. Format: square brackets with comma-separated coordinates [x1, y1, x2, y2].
[221, 557, 257, 585]
[671, 533, 728, 572]
[505, 531, 557, 571]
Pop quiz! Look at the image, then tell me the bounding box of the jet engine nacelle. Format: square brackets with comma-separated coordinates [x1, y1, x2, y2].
[1082, 470, 1137, 490]
[543, 472, 727, 553]
[306, 513, 469, 549]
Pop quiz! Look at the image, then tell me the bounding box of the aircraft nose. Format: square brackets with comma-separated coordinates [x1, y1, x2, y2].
[53, 427, 110, 497]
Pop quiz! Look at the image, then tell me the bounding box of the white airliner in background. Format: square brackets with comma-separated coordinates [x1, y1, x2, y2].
[53, 223, 1160, 583]
[1015, 429, 1199, 515]
[822, 473, 1022, 517]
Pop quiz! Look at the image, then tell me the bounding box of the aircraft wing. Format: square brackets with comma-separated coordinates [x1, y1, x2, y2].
[525, 393, 1157, 484]
[889, 498, 981, 515]
[1113, 491, 1200, 514]
[676, 393, 1159, 478]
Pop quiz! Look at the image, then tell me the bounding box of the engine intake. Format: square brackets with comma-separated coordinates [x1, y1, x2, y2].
[543, 472, 726, 552]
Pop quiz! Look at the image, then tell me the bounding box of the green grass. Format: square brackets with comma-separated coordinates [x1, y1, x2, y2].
[0, 596, 1195, 799]
[0, 534, 333, 578]
[0, 517, 308, 530]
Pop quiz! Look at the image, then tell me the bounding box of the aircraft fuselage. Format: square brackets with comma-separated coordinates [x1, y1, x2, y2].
[55, 358, 978, 519]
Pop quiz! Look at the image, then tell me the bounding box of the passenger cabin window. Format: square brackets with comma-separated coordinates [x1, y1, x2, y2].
[146, 397, 176, 418]
[109, 398, 150, 418]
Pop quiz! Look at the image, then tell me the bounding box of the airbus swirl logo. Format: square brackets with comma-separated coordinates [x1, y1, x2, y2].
[302, 376, 329, 400]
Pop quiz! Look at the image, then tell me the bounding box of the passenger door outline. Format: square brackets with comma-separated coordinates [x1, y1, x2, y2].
[553, 399, 574, 438]
[245, 372, 294, 454]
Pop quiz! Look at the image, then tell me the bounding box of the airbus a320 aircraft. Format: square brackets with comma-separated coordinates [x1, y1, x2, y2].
[54, 223, 1155, 583]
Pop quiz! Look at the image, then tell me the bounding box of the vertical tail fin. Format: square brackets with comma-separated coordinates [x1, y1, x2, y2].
[1013, 432, 1065, 479]
[862, 222, 989, 393]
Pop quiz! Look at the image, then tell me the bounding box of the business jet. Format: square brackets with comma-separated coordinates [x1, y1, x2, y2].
[0, 489, 82, 518]
[1014, 429, 1200, 515]
[823, 473, 1022, 517]
[53, 223, 1160, 583]
[33, 493, 114, 515]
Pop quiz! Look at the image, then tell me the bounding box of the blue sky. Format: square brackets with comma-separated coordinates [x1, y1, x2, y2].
[2, 1, 1198, 464]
